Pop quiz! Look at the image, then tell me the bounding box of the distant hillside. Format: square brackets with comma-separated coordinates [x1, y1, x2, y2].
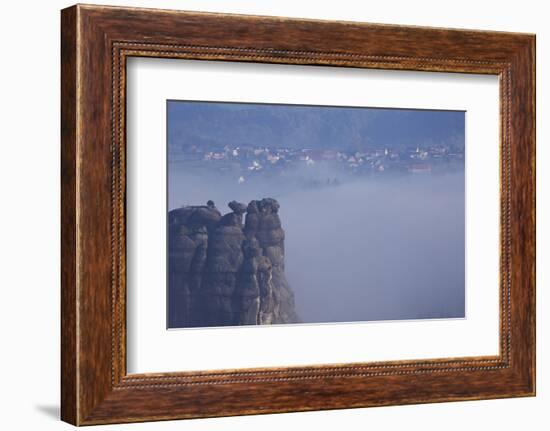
[167, 101, 465, 152]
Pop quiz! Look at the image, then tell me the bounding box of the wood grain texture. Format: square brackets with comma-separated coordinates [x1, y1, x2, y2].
[60, 4, 536, 425]
[60, 5, 78, 425]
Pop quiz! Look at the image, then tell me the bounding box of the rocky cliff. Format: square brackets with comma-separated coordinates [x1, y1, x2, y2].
[168, 198, 300, 328]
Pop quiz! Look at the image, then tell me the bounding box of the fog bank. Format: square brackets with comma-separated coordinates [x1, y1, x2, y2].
[169, 164, 465, 324]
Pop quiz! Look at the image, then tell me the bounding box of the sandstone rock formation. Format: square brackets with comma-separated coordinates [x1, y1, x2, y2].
[168, 198, 300, 328]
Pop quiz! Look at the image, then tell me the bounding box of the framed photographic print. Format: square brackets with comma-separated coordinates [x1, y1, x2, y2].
[61, 4, 536, 425]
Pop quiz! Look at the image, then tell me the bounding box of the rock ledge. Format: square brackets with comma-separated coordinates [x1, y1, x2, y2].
[168, 198, 300, 327]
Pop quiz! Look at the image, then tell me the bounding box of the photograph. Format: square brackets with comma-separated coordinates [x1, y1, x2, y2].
[50, 2, 536, 426]
[167, 101, 466, 329]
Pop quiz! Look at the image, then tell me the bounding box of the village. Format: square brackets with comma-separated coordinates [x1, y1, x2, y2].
[170, 142, 465, 181]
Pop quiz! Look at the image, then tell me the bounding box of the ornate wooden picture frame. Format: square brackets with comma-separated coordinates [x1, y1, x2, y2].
[61, 4, 535, 425]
